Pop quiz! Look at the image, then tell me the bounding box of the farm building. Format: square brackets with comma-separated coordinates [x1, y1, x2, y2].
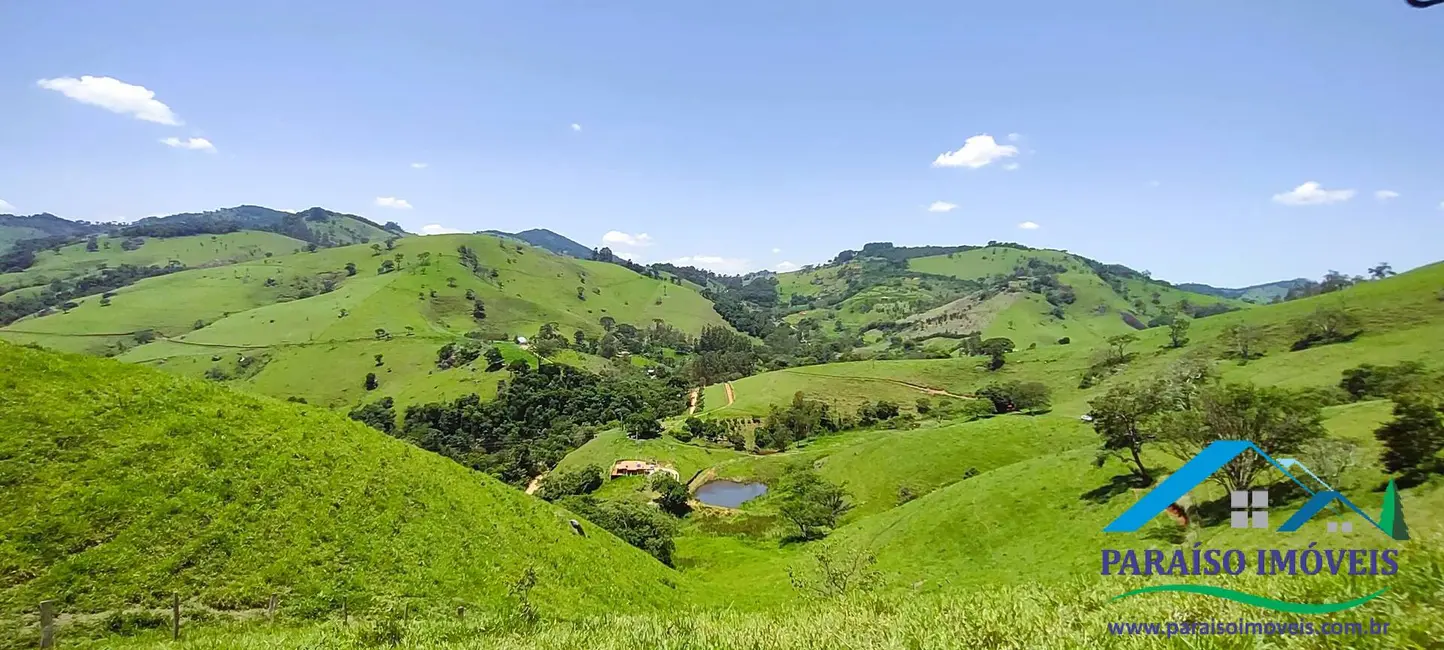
[610, 460, 681, 480]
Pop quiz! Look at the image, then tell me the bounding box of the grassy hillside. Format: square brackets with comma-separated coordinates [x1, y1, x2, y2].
[0, 213, 107, 252]
[0, 343, 683, 631]
[0, 231, 306, 295]
[0, 234, 726, 408]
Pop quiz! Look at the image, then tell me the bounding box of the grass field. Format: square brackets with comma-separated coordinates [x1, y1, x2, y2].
[0, 343, 683, 646]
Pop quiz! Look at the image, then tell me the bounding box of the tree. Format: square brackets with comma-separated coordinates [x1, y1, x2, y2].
[374, 354, 384, 366]
[1168, 316, 1191, 348]
[447, 276, 458, 288]
[385, 238, 397, 251]
[393, 253, 404, 268]
[417, 251, 432, 266]
[1297, 438, 1360, 489]
[484, 346, 505, 370]
[651, 474, 691, 516]
[86, 236, 99, 252]
[576, 286, 586, 301]
[378, 260, 395, 274]
[364, 372, 378, 390]
[538, 464, 604, 501]
[600, 316, 616, 331]
[1156, 383, 1325, 492]
[978, 381, 1051, 414]
[465, 288, 476, 301]
[1291, 307, 1362, 349]
[1106, 334, 1138, 364]
[345, 262, 357, 276]
[371, 243, 383, 256]
[979, 337, 1014, 370]
[1219, 322, 1263, 363]
[1339, 362, 1428, 401]
[348, 397, 396, 433]
[1374, 398, 1444, 476]
[787, 543, 882, 600]
[558, 497, 677, 565]
[1368, 262, 1395, 280]
[472, 300, 487, 321]
[776, 465, 852, 540]
[625, 411, 663, 439]
[305, 242, 318, 253]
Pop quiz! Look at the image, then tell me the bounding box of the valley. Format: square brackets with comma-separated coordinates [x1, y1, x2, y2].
[3, 208, 1444, 649]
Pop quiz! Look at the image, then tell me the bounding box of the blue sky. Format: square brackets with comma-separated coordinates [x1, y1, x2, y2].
[2, 1, 1441, 286]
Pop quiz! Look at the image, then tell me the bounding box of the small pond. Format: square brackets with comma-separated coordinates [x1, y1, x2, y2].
[694, 480, 768, 508]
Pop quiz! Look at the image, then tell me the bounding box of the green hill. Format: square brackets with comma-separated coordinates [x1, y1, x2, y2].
[123, 206, 405, 247]
[0, 343, 682, 625]
[774, 244, 1246, 355]
[1, 233, 727, 409]
[0, 213, 108, 252]
[0, 231, 306, 297]
[1176, 278, 1312, 304]
[481, 228, 593, 259]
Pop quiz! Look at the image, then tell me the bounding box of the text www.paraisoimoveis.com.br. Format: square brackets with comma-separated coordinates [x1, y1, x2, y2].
[1107, 619, 1392, 637]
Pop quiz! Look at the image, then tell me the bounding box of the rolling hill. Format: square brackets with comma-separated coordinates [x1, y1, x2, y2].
[0, 343, 684, 627]
[0, 233, 727, 409]
[0, 213, 109, 252]
[1176, 278, 1313, 304]
[774, 244, 1246, 353]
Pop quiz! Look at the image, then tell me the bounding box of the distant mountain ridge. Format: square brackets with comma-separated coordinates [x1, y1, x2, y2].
[1175, 279, 1312, 304]
[1, 206, 409, 254]
[481, 228, 593, 258]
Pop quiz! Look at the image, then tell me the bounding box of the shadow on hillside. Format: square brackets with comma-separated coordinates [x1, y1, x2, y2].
[1080, 470, 1161, 504]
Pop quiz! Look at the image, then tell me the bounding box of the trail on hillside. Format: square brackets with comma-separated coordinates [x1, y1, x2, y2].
[786, 369, 973, 399]
[725, 382, 735, 406]
[525, 473, 546, 496]
[688, 388, 699, 415]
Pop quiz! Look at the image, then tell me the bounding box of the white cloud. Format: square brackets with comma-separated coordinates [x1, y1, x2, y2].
[669, 255, 753, 274]
[927, 201, 958, 213]
[160, 136, 216, 152]
[1007, 133, 1021, 142]
[1003, 162, 1020, 171]
[771, 247, 782, 254]
[612, 249, 641, 262]
[601, 230, 653, 248]
[1271, 181, 1355, 206]
[1374, 190, 1399, 202]
[0, 199, 14, 212]
[421, 224, 463, 235]
[410, 162, 429, 169]
[571, 123, 582, 132]
[36, 76, 180, 125]
[772, 261, 800, 272]
[932, 134, 1019, 169]
[1018, 221, 1040, 230]
[374, 197, 413, 209]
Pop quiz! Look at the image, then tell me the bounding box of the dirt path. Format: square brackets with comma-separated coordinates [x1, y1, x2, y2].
[525, 473, 546, 496]
[688, 388, 699, 415]
[725, 382, 735, 406]
[786, 369, 972, 400]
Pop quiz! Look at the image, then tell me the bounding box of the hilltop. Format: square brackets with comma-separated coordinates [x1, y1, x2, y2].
[0, 343, 683, 627]
[0, 213, 109, 252]
[481, 228, 593, 259]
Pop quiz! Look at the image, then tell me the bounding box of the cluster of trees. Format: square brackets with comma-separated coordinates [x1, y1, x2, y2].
[435, 341, 504, 370]
[975, 381, 1051, 414]
[754, 392, 843, 451]
[364, 362, 687, 485]
[1087, 360, 1332, 493]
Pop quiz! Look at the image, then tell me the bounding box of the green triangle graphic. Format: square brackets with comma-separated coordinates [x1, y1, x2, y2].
[1379, 480, 1409, 541]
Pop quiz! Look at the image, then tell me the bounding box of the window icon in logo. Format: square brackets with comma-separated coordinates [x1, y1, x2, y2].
[1230, 490, 1269, 529]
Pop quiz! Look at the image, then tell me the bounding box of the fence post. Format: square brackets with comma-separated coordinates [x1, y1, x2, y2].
[456, 605, 465, 619]
[38, 600, 55, 649]
[267, 594, 277, 621]
[172, 593, 180, 641]
[341, 598, 348, 626]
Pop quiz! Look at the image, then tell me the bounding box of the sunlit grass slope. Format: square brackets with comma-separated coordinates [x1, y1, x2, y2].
[0, 343, 684, 624]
